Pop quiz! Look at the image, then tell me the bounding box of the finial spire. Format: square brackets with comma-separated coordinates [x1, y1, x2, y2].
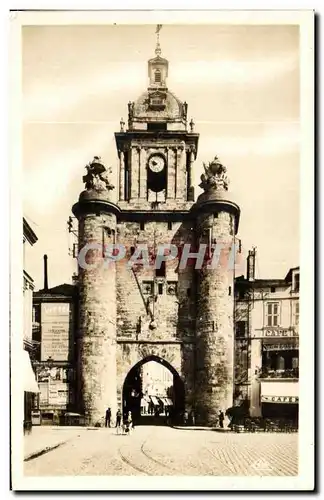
[155, 24, 162, 56]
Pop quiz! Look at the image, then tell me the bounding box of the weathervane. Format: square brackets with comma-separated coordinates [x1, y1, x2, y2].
[155, 24, 162, 56]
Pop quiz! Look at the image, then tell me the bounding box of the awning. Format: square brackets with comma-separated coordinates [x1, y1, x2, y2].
[150, 396, 160, 406]
[160, 397, 172, 406]
[23, 350, 39, 393]
[261, 381, 298, 396]
[260, 381, 298, 403]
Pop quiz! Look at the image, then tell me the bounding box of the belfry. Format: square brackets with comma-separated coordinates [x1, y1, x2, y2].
[72, 27, 240, 426]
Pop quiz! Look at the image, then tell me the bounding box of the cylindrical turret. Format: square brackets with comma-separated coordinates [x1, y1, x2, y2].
[72, 157, 120, 426]
[192, 157, 240, 426]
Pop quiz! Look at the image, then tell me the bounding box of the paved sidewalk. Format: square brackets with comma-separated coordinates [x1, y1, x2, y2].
[24, 426, 111, 460]
[172, 425, 230, 431]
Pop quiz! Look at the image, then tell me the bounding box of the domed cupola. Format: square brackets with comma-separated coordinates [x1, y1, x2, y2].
[147, 25, 169, 108]
[126, 25, 188, 131]
[115, 25, 199, 209]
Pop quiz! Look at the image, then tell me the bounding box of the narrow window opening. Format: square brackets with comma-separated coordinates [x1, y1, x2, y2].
[168, 221, 172, 230]
[158, 283, 163, 295]
[235, 321, 247, 338]
[130, 246, 135, 256]
[294, 301, 299, 326]
[156, 260, 166, 277]
[124, 151, 129, 200]
[266, 302, 280, 327]
[228, 286, 232, 296]
[124, 169, 129, 201]
[140, 221, 145, 231]
[294, 273, 300, 292]
[270, 286, 276, 293]
[155, 69, 161, 83]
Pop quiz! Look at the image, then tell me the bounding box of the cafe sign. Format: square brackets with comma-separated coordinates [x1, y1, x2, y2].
[255, 328, 298, 338]
[261, 396, 299, 404]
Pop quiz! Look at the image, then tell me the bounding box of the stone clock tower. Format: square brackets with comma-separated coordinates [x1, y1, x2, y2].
[72, 31, 240, 427]
[115, 37, 199, 210]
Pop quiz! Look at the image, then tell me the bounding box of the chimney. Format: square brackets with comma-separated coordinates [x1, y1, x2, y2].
[43, 254, 49, 291]
[247, 248, 256, 281]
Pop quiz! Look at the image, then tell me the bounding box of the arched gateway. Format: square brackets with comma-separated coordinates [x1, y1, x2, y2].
[72, 34, 240, 427]
[121, 354, 185, 425]
[116, 341, 189, 426]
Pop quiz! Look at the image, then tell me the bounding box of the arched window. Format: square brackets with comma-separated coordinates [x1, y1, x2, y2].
[154, 69, 161, 83]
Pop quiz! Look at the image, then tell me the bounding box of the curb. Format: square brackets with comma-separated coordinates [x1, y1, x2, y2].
[24, 432, 85, 462]
[171, 425, 231, 432]
[24, 441, 67, 462]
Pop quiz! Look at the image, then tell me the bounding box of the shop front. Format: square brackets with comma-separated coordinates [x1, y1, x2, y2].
[260, 380, 299, 423]
[35, 364, 76, 424]
[23, 349, 40, 433]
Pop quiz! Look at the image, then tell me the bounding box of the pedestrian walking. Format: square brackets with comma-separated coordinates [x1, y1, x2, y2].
[190, 409, 195, 426]
[183, 410, 189, 426]
[115, 409, 122, 434]
[128, 411, 133, 432]
[123, 411, 132, 435]
[105, 407, 111, 428]
[219, 410, 225, 429]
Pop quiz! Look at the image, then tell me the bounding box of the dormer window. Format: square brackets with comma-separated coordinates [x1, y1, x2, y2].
[154, 69, 161, 83]
[149, 91, 166, 110]
[151, 97, 163, 106]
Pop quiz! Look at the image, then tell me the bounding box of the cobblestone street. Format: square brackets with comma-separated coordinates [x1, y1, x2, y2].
[24, 426, 298, 477]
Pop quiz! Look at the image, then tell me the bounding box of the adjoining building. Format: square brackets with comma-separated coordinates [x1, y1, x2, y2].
[32, 255, 78, 425]
[22, 217, 40, 433]
[234, 249, 299, 423]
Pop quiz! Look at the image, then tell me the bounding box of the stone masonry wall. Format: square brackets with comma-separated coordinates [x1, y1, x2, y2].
[77, 212, 118, 425]
[195, 210, 235, 425]
[115, 218, 196, 409]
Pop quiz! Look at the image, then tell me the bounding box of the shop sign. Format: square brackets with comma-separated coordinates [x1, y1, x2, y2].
[41, 303, 74, 361]
[261, 395, 299, 404]
[261, 328, 297, 338]
[262, 343, 299, 351]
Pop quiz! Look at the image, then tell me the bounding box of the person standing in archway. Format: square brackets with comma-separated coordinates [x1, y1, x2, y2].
[131, 411, 135, 430]
[105, 407, 111, 428]
[115, 409, 122, 433]
[219, 410, 225, 429]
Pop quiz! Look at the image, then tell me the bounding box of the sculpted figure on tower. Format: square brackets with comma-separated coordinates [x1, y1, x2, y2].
[199, 156, 229, 192]
[82, 156, 114, 192]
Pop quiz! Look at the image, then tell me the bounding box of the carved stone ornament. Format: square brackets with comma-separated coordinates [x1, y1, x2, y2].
[128, 101, 135, 120]
[183, 101, 188, 120]
[82, 156, 114, 192]
[199, 156, 229, 192]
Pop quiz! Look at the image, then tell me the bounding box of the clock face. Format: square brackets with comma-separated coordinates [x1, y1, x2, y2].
[148, 155, 165, 173]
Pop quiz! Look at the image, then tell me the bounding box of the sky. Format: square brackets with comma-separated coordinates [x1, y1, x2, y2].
[22, 24, 300, 290]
